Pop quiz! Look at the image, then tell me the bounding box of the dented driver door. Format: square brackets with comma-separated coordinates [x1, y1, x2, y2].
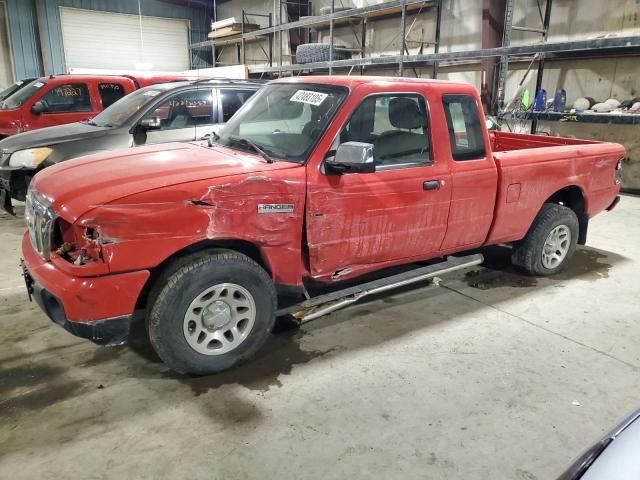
[305, 91, 452, 280]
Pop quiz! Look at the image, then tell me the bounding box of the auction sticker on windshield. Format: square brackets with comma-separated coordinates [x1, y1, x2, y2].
[290, 90, 328, 106]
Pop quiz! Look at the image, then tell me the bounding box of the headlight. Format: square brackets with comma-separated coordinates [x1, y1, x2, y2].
[9, 147, 53, 168]
[25, 184, 57, 259]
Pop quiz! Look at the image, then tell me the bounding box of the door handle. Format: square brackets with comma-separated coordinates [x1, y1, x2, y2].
[423, 180, 441, 191]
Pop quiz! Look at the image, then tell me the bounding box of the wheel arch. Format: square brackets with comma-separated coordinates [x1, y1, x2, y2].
[136, 238, 273, 310]
[543, 185, 588, 244]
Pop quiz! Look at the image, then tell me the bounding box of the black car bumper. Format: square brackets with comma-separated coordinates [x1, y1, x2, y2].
[21, 261, 132, 346]
[0, 168, 33, 215]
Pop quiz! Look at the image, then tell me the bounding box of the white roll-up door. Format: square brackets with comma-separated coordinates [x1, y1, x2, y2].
[59, 7, 190, 71]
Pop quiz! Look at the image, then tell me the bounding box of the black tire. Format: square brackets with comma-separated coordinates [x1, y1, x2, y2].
[147, 249, 277, 375]
[511, 203, 579, 276]
[296, 43, 352, 63]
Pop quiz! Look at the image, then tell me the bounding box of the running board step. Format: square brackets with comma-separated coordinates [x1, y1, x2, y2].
[279, 254, 484, 323]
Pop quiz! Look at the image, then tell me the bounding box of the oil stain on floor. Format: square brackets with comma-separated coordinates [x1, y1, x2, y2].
[463, 246, 617, 290]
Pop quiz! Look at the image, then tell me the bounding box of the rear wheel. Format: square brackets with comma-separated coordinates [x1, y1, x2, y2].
[512, 203, 579, 276]
[148, 250, 277, 375]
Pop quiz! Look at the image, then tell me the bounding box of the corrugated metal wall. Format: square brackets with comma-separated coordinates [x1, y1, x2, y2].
[4, 0, 211, 78]
[4, 0, 42, 78]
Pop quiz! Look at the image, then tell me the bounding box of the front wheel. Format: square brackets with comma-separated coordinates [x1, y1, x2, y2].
[512, 203, 579, 276]
[148, 250, 277, 375]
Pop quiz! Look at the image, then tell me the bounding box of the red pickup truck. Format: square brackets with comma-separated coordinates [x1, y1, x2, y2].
[0, 74, 192, 138]
[21, 76, 622, 375]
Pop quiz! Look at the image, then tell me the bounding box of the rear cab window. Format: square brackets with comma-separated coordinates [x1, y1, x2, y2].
[40, 83, 92, 113]
[442, 94, 486, 161]
[98, 83, 126, 109]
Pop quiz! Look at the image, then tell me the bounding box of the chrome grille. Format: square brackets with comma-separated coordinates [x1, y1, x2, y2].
[25, 186, 57, 259]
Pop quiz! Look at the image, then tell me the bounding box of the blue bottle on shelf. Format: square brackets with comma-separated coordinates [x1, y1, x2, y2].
[533, 89, 547, 112]
[553, 89, 567, 112]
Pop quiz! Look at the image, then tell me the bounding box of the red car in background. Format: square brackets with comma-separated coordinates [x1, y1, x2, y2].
[0, 74, 195, 139]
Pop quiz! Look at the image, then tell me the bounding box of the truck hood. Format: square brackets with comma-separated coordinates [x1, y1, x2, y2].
[32, 142, 299, 222]
[0, 122, 108, 156]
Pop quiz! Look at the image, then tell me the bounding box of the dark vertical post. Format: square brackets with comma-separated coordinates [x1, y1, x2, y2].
[211, 0, 217, 68]
[241, 10, 246, 65]
[399, 0, 407, 76]
[360, 18, 367, 75]
[531, 0, 553, 134]
[268, 12, 273, 66]
[329, 0, 335, 74]
[432, 0, 442, 79]
[279, 1, 283, 75]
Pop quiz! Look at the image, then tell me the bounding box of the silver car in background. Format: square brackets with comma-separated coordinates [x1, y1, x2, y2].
[0, 78, 263, 214]
[558, 409, 640, 479]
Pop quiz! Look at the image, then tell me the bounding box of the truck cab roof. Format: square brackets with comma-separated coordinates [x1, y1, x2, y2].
[272, 75, 472, 90]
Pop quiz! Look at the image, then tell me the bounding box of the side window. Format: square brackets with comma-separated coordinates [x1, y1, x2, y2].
[144, 89, 214, 130]
[339, 94, 430, 167]
[99, 83, 126, 109]
[219, 89, 256, 122]
[40, 83, 92, 113]
[442, 94, 486, 161]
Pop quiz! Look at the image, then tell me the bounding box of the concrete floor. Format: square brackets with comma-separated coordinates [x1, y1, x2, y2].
[1, 196, 639, 480]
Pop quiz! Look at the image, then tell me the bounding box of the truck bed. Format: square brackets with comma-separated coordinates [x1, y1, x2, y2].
[485, 131, 623, 245]
[490, 130, 600, 152]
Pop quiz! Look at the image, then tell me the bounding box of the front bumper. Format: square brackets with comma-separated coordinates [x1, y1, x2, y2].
[0, 167, 34, 215]
[21, 233, 150, 345]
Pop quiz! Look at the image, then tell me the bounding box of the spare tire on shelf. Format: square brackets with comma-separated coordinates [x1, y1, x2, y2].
[296, 43, 352, 64]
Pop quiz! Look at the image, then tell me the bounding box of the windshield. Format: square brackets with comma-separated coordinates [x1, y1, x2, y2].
[216, 83, 348, 163]
[0, 84, 19, 102]
[1, 79, 46, 109]
[89, 85, 174, 127]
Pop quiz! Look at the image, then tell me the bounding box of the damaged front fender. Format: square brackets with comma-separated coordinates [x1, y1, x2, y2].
[73, 168, 308, 286]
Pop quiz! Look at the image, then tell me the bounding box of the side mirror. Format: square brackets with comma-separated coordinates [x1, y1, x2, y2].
[140, 116, 161, 130]
[31, 101, 46, 115]
[326, 141, 375, 174]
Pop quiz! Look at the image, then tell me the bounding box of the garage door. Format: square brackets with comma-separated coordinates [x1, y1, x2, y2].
[59, 7, 190, 71]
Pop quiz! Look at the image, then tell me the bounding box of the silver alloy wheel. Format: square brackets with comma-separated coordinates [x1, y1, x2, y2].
[183, 283, 256, 355]
[541, 224, 571, 269]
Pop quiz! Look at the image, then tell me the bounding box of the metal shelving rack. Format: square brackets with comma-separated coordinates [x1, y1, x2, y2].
[191, 0, 442, 76]
[496, 0, 640, 132]
[192, 0, 640, 124]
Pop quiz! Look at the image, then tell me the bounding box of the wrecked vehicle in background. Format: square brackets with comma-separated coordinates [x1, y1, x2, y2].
[0, 79, 262, 214]
[20, 76, 622, 375]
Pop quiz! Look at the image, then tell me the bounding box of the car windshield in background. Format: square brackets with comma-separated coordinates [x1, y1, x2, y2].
[216, 83, 348, 163]
[1, 80, 46, 109]
[0, 79, 34, 101]
[89, 84, 176, 128]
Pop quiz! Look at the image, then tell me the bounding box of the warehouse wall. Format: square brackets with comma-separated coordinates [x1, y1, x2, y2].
[4, 0, 211, 78]
[0, 1, 14, 87]
[4, 0, 41, 78]
[504, 0, 640, 189]
[216, 0, 481, 70]
[216, 0, 288, 68]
